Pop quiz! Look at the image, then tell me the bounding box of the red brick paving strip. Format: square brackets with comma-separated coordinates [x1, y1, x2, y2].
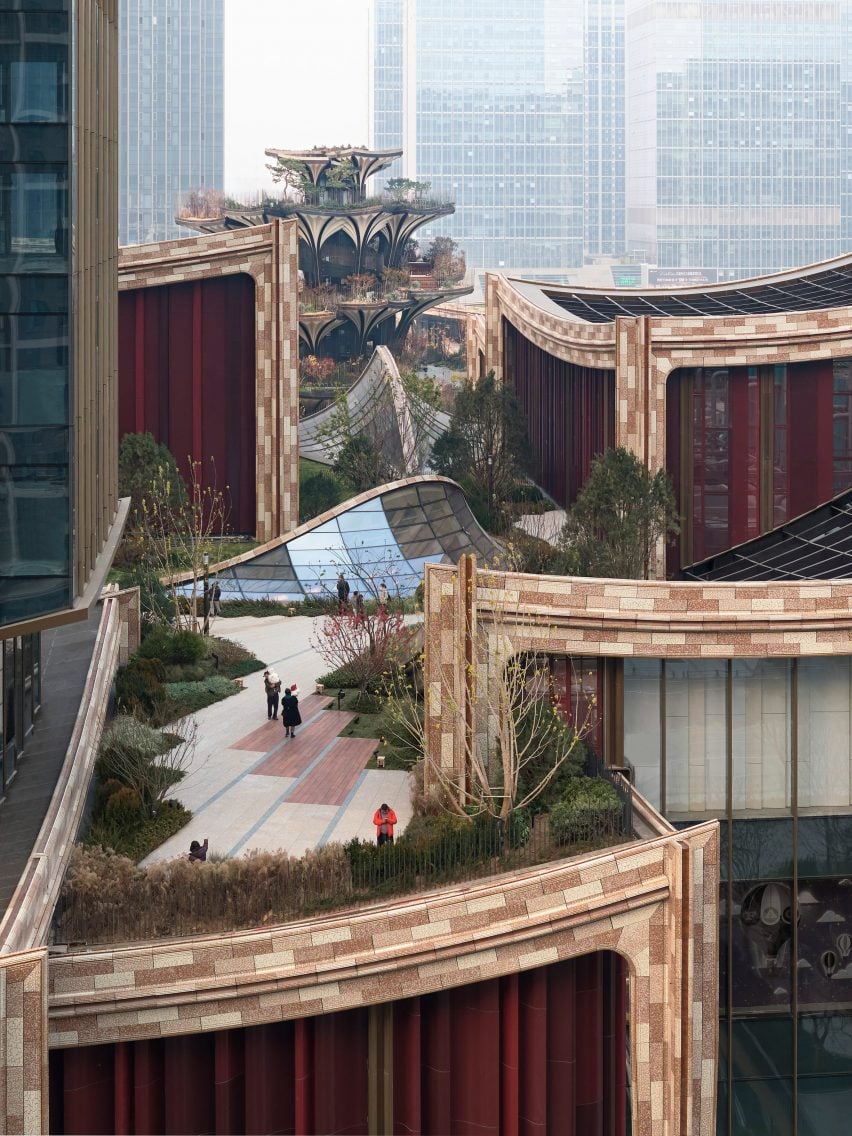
[286, 737, 378, 806]
[253, 710, 354, 778]
[232, 695, 331, 751]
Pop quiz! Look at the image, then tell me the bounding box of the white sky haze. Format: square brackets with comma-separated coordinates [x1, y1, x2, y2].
[224, 0, 372, 198]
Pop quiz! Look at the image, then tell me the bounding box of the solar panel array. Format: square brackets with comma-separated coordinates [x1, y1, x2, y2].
[187, 481, 498, 603]
[546, 264, 852, 323]
[683, 491, 852, 582]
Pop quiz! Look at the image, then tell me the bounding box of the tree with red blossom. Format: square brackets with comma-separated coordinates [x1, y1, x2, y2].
[311, 608, 418, 705]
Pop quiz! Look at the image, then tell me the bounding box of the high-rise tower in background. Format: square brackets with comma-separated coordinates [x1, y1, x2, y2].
[370, 0, 587, 274]
[625, 0, 850, 281]
[119, 0, 224, 246]
[373, 0, 852, 282]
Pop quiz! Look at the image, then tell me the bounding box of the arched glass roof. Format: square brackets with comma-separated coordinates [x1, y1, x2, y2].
[185, 479, 499, 602]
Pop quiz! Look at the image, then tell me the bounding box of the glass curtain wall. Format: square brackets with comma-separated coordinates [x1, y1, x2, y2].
[620, 655, 852, 1133]
[0, 4, 72, 625]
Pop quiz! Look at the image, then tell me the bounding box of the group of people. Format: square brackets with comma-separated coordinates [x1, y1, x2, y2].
[336, 573, 390, 619]
[263, 669, 302, 737]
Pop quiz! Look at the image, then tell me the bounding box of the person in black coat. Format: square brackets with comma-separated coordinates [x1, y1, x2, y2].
[281, 687, 302, 737]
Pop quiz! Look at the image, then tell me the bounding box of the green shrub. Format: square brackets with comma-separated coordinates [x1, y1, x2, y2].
[97, 715, 173, 783]
[206, 636, 255, 667]
[104, 786, 144, 825]
[514, 702, 587, 815]
[85, 799, 192, 863]
[549, 777, 623, 846]
[221, 658, 267, 680]
[115, 658, 166, 716]
[138, 626, 206, 665]
[162, 675, 239, 719]
[299, 470, 346, 523]
[163, 663, 207, 683]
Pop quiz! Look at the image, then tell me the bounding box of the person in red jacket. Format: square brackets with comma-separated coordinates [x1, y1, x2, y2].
[373, 802, 397, 846]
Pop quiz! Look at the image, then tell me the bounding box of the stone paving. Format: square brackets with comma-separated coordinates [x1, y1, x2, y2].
[142, 614, 413, 864]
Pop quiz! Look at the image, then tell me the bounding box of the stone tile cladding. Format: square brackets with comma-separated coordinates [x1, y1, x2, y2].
[0, 950, 48, 1135]
[46, 822, 718, 1136]
[485, 271, 852, 483]
[423, 559, 852, 788]
[118, 222, 300, 542]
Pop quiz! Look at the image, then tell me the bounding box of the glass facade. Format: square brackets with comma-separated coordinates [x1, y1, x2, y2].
[0, 631, 40, 801]
[0, 2, 72, 625]
[625, 0, 852, 279]
[181, 480, 499, 603]
[584, 0, 625, 259]
[371, 0, 587, 271]
[119, 0, 224, 246]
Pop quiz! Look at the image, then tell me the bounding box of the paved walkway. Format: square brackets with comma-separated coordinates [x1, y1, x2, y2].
[0, 606, 102, 915]
[143, 615, 413, 864]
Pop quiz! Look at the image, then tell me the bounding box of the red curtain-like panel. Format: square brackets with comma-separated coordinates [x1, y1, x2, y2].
[49, 954, 628, 1136]
[504, 319, 615, 509]
[118, 274, 258, 535]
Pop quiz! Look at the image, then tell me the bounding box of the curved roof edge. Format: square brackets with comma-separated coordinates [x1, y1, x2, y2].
[498, 250, 852, 324]
[169, 476, 499, 598]
[299, 346, 448, 473]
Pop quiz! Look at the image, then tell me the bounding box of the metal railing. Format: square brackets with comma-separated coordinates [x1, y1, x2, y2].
[586, 749, 635, 837]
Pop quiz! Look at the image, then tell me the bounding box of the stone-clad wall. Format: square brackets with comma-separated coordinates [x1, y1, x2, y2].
[46, 822, 718, 1136]
[118, 222, 300, 541]
[0, 950, 48, 1135]
[423, 559, 852, 794]
[486, 272, 852, 482]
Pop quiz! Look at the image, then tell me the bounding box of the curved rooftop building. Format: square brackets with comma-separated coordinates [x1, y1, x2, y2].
[175, 477, 499, 603]
[476, 254, 852, 575]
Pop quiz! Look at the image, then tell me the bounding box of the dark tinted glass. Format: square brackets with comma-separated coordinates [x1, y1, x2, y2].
[0, 312, 67, 424]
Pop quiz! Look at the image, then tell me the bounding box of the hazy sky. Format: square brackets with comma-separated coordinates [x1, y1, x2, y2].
[225, 0, 372, 198]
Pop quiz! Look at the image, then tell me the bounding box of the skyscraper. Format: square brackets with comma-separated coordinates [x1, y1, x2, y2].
[370, 0, 586, 273]
[584, 0, 625, 261]
[119, 0, 224, 246]
[0, 0, 124, 789]
[625, 0, 849, 281]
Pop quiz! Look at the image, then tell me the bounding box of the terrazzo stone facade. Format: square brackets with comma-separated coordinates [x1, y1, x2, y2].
[0, 951, 48, 1135]
[44, 820, 718, 1136]
[424, 558, 852, 795]
[118, 222, 300, 541]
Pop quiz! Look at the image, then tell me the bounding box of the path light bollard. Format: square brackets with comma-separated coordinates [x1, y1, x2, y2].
[376, 754, 386, 768]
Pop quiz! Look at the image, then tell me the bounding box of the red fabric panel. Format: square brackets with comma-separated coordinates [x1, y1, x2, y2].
[243, 1022, 296, 1135]
[518, 967, 548, 1133]
[163, 1033, 215, 1135]
[214, 1030, 245, 1135]
[729, 368, 756, 547]
[603, 954, 628, 1136]
[575, 954, 605, 1133]
[294, 1018, 314, 1136]
[133, 1039, 165, 1135]
[451, 978, 501, 1135]
[393, 997, 423, 1136]
[788, 360, 835, 518]
[114, 1043, 133, 1135]
[421, 990, 452, 1134]
[546, 958, 577, 1136]
[312, 1008, 369, 1135]
[117, 274, 258, 535]
[500, 974, 520, 1134]
[59, 1044, 115, 1134]
[665, 372, 682, 575]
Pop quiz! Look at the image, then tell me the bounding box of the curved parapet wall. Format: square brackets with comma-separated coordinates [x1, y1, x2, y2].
[46, 820, 718, 1135]
[172, 476, 499, 603]
[298, 346, 449, 473]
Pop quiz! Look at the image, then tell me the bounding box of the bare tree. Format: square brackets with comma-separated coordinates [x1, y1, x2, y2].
[140, 459, 230, 631]
[100, 716, 199, 813]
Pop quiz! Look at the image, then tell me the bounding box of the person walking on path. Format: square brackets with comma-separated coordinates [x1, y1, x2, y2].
[282, 686, 302, 737]
[373, 802, 397, 846]
[188, 838, 208, 862]
[353, 590, 365, 623]
[377, 581, 389, 617]
[264, 669, 282, 720]
[336, 572, 351, 613]
[211, 580, 222, 616]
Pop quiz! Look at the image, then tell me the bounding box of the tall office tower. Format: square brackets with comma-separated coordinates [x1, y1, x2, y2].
[625, 0, 847, 281]
[370, 0, 585, 274]
[584, 0, 625, 260]
[119, 0, 224, 246]
[0, 0, 124, 791]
